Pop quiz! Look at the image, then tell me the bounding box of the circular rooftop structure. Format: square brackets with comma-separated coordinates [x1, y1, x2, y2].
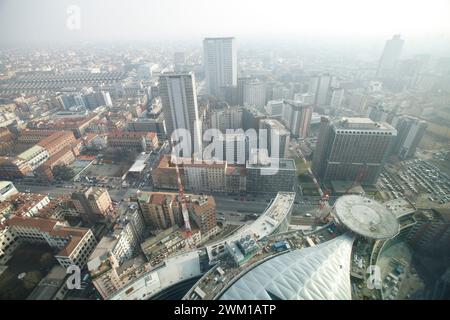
[333, 195, 399, 240]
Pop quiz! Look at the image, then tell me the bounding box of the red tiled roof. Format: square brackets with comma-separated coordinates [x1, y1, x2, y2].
[6, 216, 91, 257]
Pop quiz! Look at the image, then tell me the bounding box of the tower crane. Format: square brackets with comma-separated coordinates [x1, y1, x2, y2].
[171, 154, 195, 248]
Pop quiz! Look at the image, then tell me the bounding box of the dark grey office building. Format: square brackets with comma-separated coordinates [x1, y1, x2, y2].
[312, 117, 397, 185]
[246, 158, 296, 195]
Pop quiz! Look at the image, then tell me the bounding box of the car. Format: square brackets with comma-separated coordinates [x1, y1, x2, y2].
[305, 213, 312, 217]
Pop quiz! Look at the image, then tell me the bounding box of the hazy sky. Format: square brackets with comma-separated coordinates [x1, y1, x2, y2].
[1, 0, 450, 47]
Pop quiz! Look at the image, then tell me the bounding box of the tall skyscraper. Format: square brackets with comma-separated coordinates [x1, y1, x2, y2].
[315, 74, 334, 106]
[260, 119, 291, 158]
[376, 34, 404, 77]
[391, 115, 427, 159]
[282, 100, 313, 138]
[159, 72, 202, 151]
[312, 117, 397, 185]
[329, 88, 345, 109]
[237, 76, 252, 106]
[203, 37, 237, 98]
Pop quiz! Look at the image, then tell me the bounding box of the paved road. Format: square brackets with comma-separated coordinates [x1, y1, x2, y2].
[215, 198, 270, 213]
[15, 182, 274, 218]
[290, 216, 316, 225]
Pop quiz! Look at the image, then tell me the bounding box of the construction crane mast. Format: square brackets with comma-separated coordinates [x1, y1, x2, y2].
[171, 155, 191, 234]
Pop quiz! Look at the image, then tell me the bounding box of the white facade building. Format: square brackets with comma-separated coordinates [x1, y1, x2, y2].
[0, 181, 18, 202]
[17, 145, 49, 171]
[203, 37, 237, 97]
[243, 81, 266, 107]
[159, 72, 202, 150]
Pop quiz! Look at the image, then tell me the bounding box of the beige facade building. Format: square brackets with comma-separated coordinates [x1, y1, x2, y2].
[1, 216, 97, 269]
[71, 187, 113, 224]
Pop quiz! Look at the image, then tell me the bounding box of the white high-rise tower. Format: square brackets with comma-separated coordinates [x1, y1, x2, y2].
[203, 37, 237, 98]
[159, 72, 202, 152]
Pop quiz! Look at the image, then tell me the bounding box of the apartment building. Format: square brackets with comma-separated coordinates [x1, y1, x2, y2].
[184, 195, 218, 240]
[0, 128, 15, 155]
[151, 155, 185, 190]
[184, 162, 227, 193]
[1, 192, 50, 217]
[2, 216, 97, 269]
[0, 157, 32, 179]
[71, 187, 113, 224]
[140, 225, 201, 267]
[35, 146, 77, 181]
[88, 238, 149, 299]
[107, 131, 158, 152]
[36, 131, 77, 156]
[137, 191, 178, 230]
[16, 145, 49, 170]
[16, 130, 56, 146]
[246, 158, 296, 195]
[0, 181, 18, 202]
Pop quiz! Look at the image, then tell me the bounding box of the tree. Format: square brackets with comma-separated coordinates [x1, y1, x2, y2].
[53, 165, 76, 181]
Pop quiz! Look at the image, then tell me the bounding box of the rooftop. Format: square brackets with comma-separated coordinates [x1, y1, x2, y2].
[261, 119, 290, 135]
[205, 192, 295, 259]
[6, 216, 91, 257]
[17, 145, 46, 160]
[336, 117, 396, 132]
[246, 158, 296, 170]
[108, 130, 156, 139]
[36, 131, 74, 148]
[5, 192, 49, 216]
[108, 251, 202, 300]
[87, 236, 119, 272]
[0, 180, 13, 190]
[128, 153, 151, 173]
[219, 234, 354, 300]
[333, 195, 399, 240]
[384, 198, 416, 218]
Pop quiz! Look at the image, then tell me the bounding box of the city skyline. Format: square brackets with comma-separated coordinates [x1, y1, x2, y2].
[0, 0, 449, 306]
[1, 1, 450, 51]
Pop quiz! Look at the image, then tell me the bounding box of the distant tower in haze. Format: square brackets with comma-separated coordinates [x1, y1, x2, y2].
[376, 34, 404, 78]
[203, 37, 237, 98]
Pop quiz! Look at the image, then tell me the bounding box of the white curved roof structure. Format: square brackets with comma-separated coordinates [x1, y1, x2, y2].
[219, 234, 354, 300]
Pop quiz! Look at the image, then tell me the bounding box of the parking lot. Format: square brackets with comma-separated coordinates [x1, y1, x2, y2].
[81, 162, 125, 178]
[380, 159, 450, 208]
